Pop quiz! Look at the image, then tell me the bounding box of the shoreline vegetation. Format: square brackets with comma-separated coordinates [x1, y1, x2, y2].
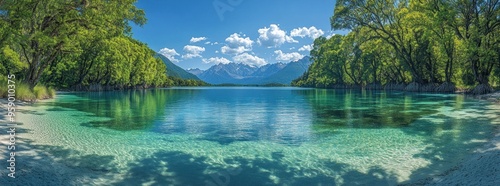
[1, 1, 498, 99]
[0, 1, 209, 97]
[0, 78, 55, 102]
[292, 0, 500, 95]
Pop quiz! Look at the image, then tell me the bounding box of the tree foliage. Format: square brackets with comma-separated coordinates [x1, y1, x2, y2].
[0, 0, 195, 91]
[295, 0, 500, 94]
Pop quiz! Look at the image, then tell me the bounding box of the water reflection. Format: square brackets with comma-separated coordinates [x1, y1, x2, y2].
[40, 89, 186, 130]
[10, 87, 500, 185]
[38, 88, 495, 147]
[154, 88, 314, 145]
[294, 89, 457, 129]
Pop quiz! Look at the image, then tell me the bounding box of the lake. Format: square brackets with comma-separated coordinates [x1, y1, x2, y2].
[6, 87, 500, 185]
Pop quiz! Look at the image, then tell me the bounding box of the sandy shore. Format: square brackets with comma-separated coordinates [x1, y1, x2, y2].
[403, 126, 500, 186]
[403, 91, 500, 186]
[0, 99, 29, 122]
[1, 91, 500, 185]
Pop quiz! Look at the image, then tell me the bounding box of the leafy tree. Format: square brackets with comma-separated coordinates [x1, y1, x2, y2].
[295, 0, 499, 94]
[0, 0, 145, 88]
[446, 0, 499, 93]
[0, 45, 25, 75]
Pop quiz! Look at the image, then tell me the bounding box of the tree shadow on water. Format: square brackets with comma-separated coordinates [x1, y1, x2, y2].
[400, 117, 500, 185]
[0, 126, 118, 186]
[224, 151, 398, 186]
[115, 151, 221, 186]
[114, 151, 399, 186]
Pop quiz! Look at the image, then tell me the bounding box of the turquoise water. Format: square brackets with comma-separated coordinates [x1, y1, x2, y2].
[4, 87, 500, 185]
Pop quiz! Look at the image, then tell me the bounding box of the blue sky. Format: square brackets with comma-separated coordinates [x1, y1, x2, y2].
[131, 0, 345, 70]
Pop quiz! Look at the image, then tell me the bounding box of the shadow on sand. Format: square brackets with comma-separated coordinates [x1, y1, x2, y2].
[113, 150, 398, 186]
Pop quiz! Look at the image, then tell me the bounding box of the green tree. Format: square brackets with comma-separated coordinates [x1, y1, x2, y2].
[0, 0, 145, 88]
[0, 45, 26, 75]
[332, 0, 440, 86]
[444, 0, 500, 93]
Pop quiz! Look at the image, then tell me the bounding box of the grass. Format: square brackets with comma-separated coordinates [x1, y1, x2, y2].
[0, 79, 56, 101]
[0, 78, 6, 98]
[16, 83, 36, 101]
[35, 84, 56, 99]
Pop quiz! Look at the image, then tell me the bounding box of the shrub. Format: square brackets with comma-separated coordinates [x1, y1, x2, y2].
[34, 84, 57, 99]
[0, 82, 6, 98]
[0, 79, 56, 101]
[16, 83, 36, 101]
[48, 87, 56, 98]
[34, 85, 48, 99]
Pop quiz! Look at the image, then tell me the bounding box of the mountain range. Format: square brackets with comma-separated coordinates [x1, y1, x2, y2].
[188, 57, 311, 85]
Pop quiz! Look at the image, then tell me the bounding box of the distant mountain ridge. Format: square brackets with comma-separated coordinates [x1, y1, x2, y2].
[156, 54, 200, 80]
[260, 57, 312, 85]
[188, 57, 311, 85]
[186, 68, 204, 76]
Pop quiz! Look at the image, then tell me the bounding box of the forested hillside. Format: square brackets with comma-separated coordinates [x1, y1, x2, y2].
[0, 0, 192, 92]
[155, 54, 200, 80]
[293, 0, 500, 94]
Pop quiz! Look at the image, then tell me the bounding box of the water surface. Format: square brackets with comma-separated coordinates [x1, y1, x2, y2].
[5, 87, 500, 185]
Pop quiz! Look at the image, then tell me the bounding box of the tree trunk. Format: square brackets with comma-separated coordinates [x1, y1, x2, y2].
[472, 72, 493, 95]
[26, 61, 40, 90]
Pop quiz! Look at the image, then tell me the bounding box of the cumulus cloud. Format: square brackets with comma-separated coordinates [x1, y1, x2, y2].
[274, 50, 304, 62]
[221, 33, 254, 55]
[159, 48, 180, 62]
[182, 45, 205, 59]
[202, 57, 231, 64]
[257, 24, 297, 48]
[298, 44, 314, 52]
[291, 26, 325, 39]
[233, 53, 267, 67]
[190, 37, 207, 43]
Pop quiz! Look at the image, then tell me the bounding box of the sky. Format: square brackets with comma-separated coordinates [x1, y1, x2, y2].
[131, 0, 345, 70]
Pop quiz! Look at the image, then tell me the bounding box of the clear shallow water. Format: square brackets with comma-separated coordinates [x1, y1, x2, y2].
[5, 87, 500, 185]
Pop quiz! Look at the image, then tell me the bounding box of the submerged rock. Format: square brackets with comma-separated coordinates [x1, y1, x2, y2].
[404, 82, 421, 92]
[384, 83, 407, 91]
[366, 83, 383, 90]
[435, 82, 457, 93]
[471, 84, 494, 95]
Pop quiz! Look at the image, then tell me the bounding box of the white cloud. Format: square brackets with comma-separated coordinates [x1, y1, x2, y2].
[190, 37, 207, 43]
[202, 57, 231, 64]
[291, 26, 325, 39]
[221, 33, 254, 55]
[257, 24, 297, 48]
[221, 45, 249, 55]
[233, 53, 267, 67]
[182, 45, 205, 59]
[298, 44, 314, 52]
[159, 48, 180, 62]
[205, 41, 220, 45]
[274, 50, 304, 62]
